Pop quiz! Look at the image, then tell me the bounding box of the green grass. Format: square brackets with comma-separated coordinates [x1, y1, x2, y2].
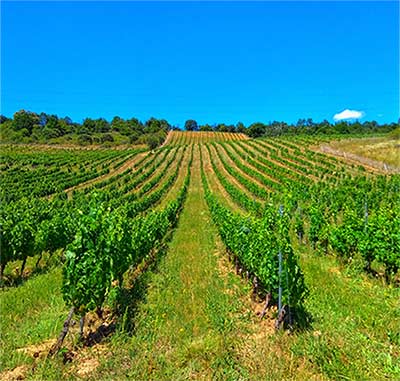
[0, 268, 68, 372]
[329, 136, 400, 169]
[87, 145, 251, 380]
[1, 142, 399, 380]
[1, 250, 61, 288]
[291, 246, 400, 380]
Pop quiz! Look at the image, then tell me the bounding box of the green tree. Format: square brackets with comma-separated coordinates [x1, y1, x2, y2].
[0, 115, 10, 124]
[248, 122, 266, 138]
[100, 133, 114, 143]
[227, 124, 236, 133]
[199, 124, 213, 131]
[144, 134, 160, 150]
[111, 116, 125, 132]
[78, 134, 93, 145]
[236, 122, 247, 134]
[82, 118, 96, 133]
[94, 118, 110, 133]
[13, 110, 40, 134]
[145, 117, 167, 134]
[215, 124, 228, 132]
[127, 117, 143, 134]
[184, 119, 198, 131]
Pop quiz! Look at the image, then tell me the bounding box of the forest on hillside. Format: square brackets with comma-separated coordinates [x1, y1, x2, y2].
[0, 109, 398, 148]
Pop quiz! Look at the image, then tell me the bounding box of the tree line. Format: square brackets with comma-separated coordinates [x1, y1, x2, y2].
[0, 110, 398, 148]
[0, 110, 170, 148]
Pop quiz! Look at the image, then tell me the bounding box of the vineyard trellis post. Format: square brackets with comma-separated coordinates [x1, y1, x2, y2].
[277, 205, 284, 329]
[278, 249, 282, 311]
[364, 197, 368, 233]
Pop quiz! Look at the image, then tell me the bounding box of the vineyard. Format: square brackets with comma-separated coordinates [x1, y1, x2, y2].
[1, 133, 399, 380]
[164, 130, 248, 145]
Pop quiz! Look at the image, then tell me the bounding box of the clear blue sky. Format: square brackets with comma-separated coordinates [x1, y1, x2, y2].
[1, 1, 399, 127]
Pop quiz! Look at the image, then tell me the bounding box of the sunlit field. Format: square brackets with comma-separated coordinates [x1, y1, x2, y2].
[325, 135, 400, 171]
[1, 133, 399, 380]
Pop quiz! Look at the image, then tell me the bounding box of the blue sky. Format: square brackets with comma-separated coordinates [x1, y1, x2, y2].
[1, 1, 399, 127]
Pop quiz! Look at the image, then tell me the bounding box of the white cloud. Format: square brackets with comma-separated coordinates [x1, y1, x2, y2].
[333, 109, 365, 121]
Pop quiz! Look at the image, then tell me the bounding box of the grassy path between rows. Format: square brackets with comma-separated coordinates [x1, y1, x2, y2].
[2, 144, 398, 381]
[94, 145, 252, 379]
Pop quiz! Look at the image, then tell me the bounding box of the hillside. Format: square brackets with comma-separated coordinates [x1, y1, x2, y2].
[319, 135, 400, 173]
[1, 133, 399, 381]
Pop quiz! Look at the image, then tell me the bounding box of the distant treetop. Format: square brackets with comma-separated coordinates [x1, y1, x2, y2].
[0, 110, 398, 145]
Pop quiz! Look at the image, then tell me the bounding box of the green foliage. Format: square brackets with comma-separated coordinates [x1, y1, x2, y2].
[301, 175, 400, 279]
[247, 122, 266, 138]
[141, 132, 166, 150]
[389, 126, 400, 139]
[61, 160, 191, 315]
[13, 110, 40, 133]
[203, 136, 400, 282]
[184, 119, 198, 131]
[1, 108, 399, 146]
[77, 133, 93, 145]
[199, 124, 213, 131]
[0, 110, 171, 146]
[101, 133, 114, 143]
[63, 204, 112, 314]
[201, 154, 308, 310]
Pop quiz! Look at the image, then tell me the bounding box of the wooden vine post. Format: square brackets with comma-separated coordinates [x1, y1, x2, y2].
[275, 205, 284, 330]
[48, 307, 75, 356]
